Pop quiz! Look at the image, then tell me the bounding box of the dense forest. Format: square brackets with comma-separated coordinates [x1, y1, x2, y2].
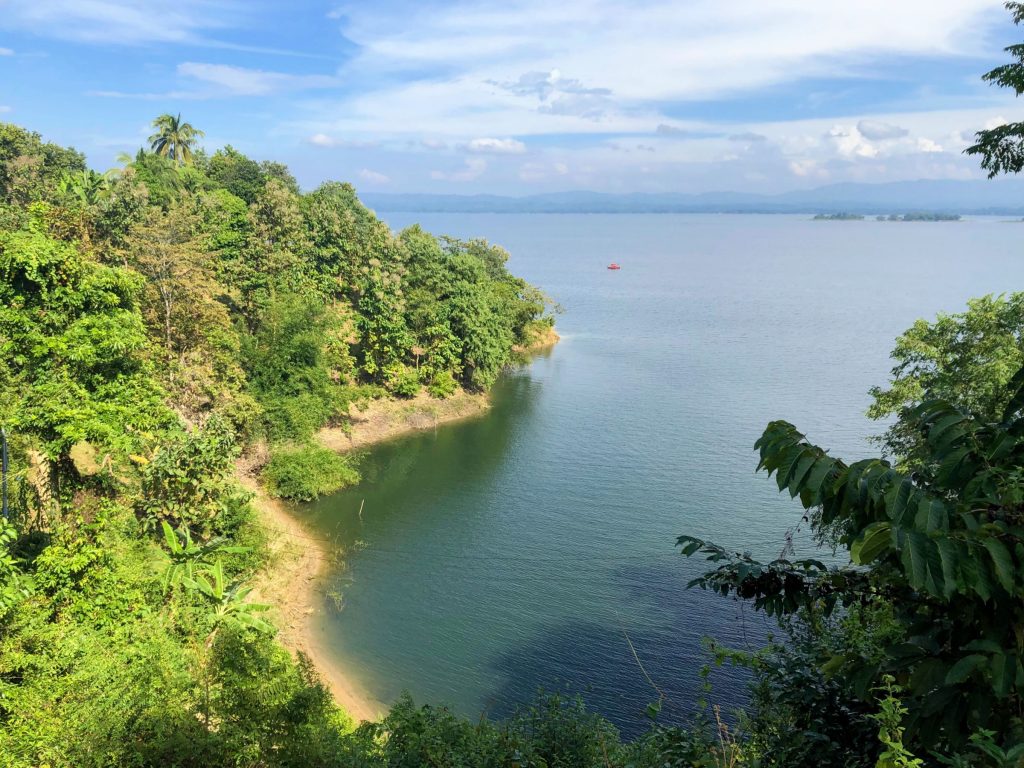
[0, 3, 1023, 767]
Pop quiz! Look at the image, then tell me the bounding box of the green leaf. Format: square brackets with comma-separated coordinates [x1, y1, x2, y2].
[935, 538, 960, 598]
[786, 452, 818, 497]
[803, 457, 836, 501]
[945, 654, 986, 685]
[982, 538, 1015, 593]
[851, 522, 892, 564]
[991, 652, 1015, 698]
[902, 531, 930, 590]
[914, 498, 948, 533]
[885, 478, 917, 526]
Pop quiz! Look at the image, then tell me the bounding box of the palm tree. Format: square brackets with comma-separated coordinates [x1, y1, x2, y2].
[148, 113, 204, 166]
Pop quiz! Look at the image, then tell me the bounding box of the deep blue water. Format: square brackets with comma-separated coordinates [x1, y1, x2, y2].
[300, 214, 1023, 736]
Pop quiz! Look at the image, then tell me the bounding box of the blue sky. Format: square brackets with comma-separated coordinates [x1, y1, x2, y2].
[0, 0, 1020, 194]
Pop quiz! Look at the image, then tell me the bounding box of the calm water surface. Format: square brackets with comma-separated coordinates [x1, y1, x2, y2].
[301, 214, 1023, 735]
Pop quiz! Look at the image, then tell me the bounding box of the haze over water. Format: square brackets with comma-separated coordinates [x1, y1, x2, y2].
[301, 213, 1023, 736]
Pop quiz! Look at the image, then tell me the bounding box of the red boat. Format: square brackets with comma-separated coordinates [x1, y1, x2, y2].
[607, 262, 621, 270]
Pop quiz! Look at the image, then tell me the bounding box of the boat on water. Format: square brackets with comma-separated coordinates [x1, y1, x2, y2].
[607, 262, 621, 270]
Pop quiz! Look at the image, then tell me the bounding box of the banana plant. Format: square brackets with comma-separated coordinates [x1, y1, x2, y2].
[181, 559, 274, 646]
[160, 520, 248, 592]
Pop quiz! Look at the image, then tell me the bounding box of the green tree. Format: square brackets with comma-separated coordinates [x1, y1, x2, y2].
[680, 371, 1024, 755]
[207, 145, 267, 204]
[148, 113, 204, 167]
[966, 3, 1024, 176]
[868, 294, 1024, 467]
[0, 223, 172, 466]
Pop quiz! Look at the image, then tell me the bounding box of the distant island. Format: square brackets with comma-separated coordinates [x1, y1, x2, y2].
[876, 212, 962, 222]
[812, 212, 865, 220]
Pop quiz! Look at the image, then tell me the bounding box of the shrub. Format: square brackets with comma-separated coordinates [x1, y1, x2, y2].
[263, 445, 359, 502]
[387, 366, 422, 398]
[427, 370, 458, 399]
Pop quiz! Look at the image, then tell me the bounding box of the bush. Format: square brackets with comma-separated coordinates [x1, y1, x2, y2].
[263, 444, 359, 502]
[387, 366, 422, 398]
[427, 370, 458, 399]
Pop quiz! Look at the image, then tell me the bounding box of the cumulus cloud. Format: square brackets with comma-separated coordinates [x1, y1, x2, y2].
[358, 168, 390, 184]
[464, 137, 526, 154]
[984, 116, 1010, 130]
[431, 157, 487, 181]
[420, 138, 448, 149]
[828, 125, 878, 158]
[0, 47, 14, 56]
[916, 137, 944, 153]
[856, 119, 909, 140]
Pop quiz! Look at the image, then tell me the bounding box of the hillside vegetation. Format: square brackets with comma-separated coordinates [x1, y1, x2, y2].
[3, 3, 1024, 763]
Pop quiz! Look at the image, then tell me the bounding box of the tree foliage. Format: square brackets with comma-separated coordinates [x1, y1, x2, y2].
[682, 368, 1024, 757]
[965, 3, 1024, 176]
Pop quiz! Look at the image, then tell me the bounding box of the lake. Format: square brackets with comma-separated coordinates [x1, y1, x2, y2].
[300, 213, 1023, 736]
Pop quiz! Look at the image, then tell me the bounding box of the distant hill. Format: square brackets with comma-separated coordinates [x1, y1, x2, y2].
[362, 179, 1024, 215]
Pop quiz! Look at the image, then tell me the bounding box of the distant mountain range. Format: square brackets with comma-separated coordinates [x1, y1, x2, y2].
[362, 179, 1024, 215]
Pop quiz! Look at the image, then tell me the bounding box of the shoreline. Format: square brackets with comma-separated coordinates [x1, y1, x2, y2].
[243, 386, 498, 723]
[241, 469, 384, 724]
[245, 334, 557, 723]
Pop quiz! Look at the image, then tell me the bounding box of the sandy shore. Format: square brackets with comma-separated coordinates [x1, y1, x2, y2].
[243, 387, 496, 723]
[319, 388, 491, 453]
[241, 469, 384, 723]
[244, 330, 559, 723]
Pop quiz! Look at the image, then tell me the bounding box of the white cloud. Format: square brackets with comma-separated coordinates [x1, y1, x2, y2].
[177, 62, 340, 96]
[308, 133, 337, 147]
[465, 137, 526, 154]
[0, 0, 324, 57]
[431, 157, 487, 181]
[856, 119, 909, 140]
[828, 125, 878, 158]
[916, 137, 944, 153]
[490, 69, 613, 119]
[789, 159, 828, 179]
[307, 133, 378, 148]
[728, 132, 768, 142]
[421, 138, 448, 149]
[332, 0, 997, 117]
[0, 0, 230, 45]
[0, 47, 14, 56]
[984, 115, 1009, 130]
[358, 168, 390, 184]
[0, 106, 11, 113]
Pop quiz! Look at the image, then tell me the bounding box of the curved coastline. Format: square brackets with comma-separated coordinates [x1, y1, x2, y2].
[246, 335, 558, 723]
[244, 385, 504, 722]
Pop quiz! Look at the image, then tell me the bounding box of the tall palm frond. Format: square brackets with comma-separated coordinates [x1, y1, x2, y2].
[148, 113, 205, 167]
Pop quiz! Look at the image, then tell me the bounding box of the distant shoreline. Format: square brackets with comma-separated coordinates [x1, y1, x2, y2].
[363, 181, 1024, 217]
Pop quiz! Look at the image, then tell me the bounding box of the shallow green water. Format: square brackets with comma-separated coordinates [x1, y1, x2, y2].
[300, 214, 1024, 735]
